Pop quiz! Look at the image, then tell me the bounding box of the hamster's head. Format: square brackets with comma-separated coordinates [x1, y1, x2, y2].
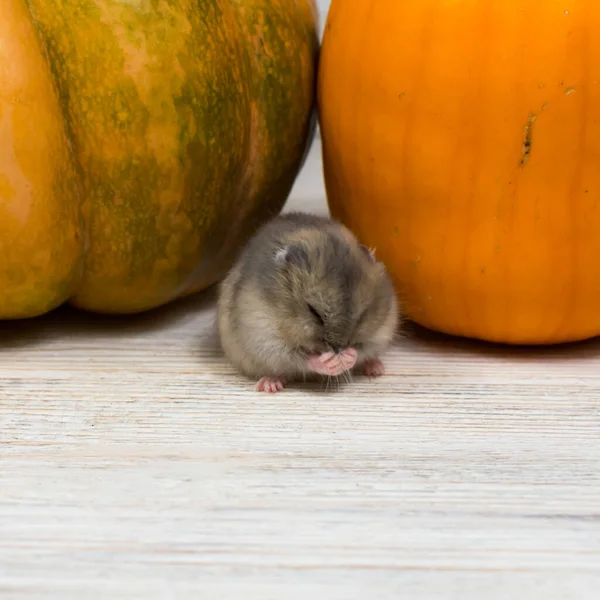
[260, 224, 399, 363]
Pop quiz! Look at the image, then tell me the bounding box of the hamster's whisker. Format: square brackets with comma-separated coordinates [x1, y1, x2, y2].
[341, 370, 350, 386]
[392, 324, 408, 342]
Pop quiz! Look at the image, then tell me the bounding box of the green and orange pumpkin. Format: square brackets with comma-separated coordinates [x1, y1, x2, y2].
[0, 0, 318, 318]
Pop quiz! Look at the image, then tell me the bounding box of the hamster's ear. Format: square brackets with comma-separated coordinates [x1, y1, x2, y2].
[274, 244, 309, 268]
[360, 244, 377, 262]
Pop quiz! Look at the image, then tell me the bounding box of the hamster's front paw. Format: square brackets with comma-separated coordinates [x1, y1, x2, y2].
[307, 348, 358, 376]
[256, 376, 286, 393]
[362, 359, 385, 378]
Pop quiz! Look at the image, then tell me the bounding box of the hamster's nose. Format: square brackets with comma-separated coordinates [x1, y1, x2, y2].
[331, 345, 353, 356]
[328, 336, 352, 355]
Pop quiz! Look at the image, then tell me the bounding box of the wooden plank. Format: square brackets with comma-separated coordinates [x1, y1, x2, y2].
[1, 139, 599, 599]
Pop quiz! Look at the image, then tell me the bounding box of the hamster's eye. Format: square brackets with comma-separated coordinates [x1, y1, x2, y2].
[307, 303, 325, 326]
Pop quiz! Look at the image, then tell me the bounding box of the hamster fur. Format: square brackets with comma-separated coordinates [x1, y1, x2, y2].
[217, 211, 400, 392]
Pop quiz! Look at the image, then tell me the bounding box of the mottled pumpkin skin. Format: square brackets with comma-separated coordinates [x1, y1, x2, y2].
[319, 0, 600, 345]
[0, 0, 317, 317]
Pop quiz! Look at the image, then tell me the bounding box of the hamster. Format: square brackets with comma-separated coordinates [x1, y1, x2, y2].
[217, 211, 400, 393]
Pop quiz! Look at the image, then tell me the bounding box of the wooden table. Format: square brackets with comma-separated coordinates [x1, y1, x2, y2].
[2, 140, 599, 599]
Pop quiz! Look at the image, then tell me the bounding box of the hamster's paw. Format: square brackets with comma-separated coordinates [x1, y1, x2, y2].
[362, 359, 385, 378]
[307, 348, 358, 376]
[256, 376, 286, 393]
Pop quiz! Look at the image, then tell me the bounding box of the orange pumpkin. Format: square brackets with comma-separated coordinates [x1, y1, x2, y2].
[0, 0, 318, 319]
[318, 0, 600, 344]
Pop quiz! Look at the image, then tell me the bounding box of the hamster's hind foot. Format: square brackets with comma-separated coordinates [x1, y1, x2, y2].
[256, 376, 286, 393]
[362, 359, 385, 378]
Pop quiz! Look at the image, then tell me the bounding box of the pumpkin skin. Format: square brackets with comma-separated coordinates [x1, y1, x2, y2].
[318, 0, 600, 345]
[0, 0, 318, 318]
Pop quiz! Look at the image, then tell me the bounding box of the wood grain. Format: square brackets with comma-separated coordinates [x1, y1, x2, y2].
[1, 140, 600, 599]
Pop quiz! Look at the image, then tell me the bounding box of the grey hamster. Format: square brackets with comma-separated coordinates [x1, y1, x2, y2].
[217, 211, 399, 392]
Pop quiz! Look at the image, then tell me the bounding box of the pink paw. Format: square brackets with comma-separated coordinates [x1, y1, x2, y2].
[307, 348, 358, 376]
[363, 359, 385, 378]
[256, 376, 286, 393]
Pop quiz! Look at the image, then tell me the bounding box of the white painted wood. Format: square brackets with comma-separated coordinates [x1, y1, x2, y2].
[316, 0, 331, 35]
[1, 139, 600, 599]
